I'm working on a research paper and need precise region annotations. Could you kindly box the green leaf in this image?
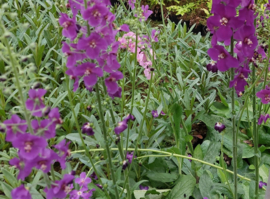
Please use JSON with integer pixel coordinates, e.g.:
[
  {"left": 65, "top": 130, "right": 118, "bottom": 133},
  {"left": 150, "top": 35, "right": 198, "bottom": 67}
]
[
  {"left": 259, "top": 164, "right": 269, "bottom": 183},
  {"left": 1, "top": 182, "right": 12, "bottom": 198},
  {"left": 192, "top": 144, "right": 203, "bottom": 170},
  {"left": 202, "top": 141, "right": 220, "bottom": 169},
  {"left": 199, "top": 171, "right": 213, "bottom": 198},
  {"left": 2, "top": 169, "right": 17, "bottom": 188},
  {"left": 146, "top": 172, "right": 178, "bottom": 183},
  {"left": 168, "top": 175, "right": 196, "bottom": 199},
  {"left": 211, "top": 183, "right": 233, "bottom": 198},
  {"left": 52, "top": 91, "right": 68, "bottom": 108}
]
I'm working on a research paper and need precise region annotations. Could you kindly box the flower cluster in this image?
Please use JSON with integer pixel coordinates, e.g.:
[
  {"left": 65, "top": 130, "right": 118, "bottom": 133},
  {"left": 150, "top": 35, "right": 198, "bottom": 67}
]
[
  {"left": 0, "top": 89, "right": 75, "bottom": 198},
  {"left": 258, "top": 114, "right": 270, "bottom": 125},
  {"left": 114, "top": 114, "right": 135, "bottom": 135},
  {"left": 207, "top": 0, "right": 266, "bottom": 96},
  {"left": 61, "top": 0, "right": 128, "bottom": 98},
  {"left": 151, "top": 110, "right": 165, "bottom": 118}
]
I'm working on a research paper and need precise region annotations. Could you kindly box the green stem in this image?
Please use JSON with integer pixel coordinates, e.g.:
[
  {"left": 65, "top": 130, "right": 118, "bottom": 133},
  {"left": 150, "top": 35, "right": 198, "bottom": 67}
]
[
  {"left": 71, "top": 147, "right": 266, "bottom": 190},
  {"left": 3, "top": 38, "right": 34, "bottom": 135},
  {"left": 65, "top": 74, "right": 110, "bottom": 198},
  {"left": 95, "top": 83, "right": 119, "bottom": 199},
  {"left": 230, "top": 37, "right": 237, "bottom": 199},
  {"left": 50, "top": 165, "right": 55, "bottom": 181}
]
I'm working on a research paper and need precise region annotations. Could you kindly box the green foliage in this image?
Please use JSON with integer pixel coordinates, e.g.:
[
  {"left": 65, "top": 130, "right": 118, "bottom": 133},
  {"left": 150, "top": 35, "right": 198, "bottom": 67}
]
[{"left": 167, "top": 3, "right": 195, "bottom": 16}]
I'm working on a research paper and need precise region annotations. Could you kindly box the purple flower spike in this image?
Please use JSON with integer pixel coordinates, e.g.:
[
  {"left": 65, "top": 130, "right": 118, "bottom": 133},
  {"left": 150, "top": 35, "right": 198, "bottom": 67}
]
[
  {"left": 214, "top": 122, "right": 226, "bottom": 133},
  {"left": 139, "top": 185, "right": 149, "bottom": 190},
  {"left": 11, "top": 185, "right": 32, "bottom": 199},
  {"left": 77, "top": 33, "right": 108, "bottom": 59},
  {"left": 114, "top": 120, "right": 128, "bottom": 135},
  {"left": 105, "top": 71, "right": 124, "bottom": 94},
  {"left": 82, "top": 4, "right": 109, "bottom": 27},
  {"left": 12, "top": 133, "right": 47, "bottom": 160},
  {"left": 256, "top": 86, "right": 270, "bottom": 104},
  {"left": 258, "top": 114, "right": 270, "bottom": 125},
  {"left": 126, "top": 152, "right": 134, "bottom": 164},
  {"left": 75, "top": 172, "right": 92, "bottom": 188},
  {"left": 208, "top": 45, "right": 239, "bottom": 72},
  {"left": 75, "top": 63, "right": 103, "bottom": 88},
  {"left": 3, "top": 114, "right": 27, "bottom": 142},
  {"left": 9, "top": 157, "right": 32, "bottom": 180},
  {"left": 26, "top": 89, "right": 47, "bottom": 117},
  {"left": 59, "top": 13, "right": 77, "bottom": 40},
  {"left": 54, "top": 140, "right": 71, "bottom": 169},
  {"left": 81, "top": 122, "right": 95, "bottom": 136},
  {"left": 259, "top": 181, "right": 267, "bottom": 189},
  {"left": 31, "top": 119, "right": 56, "bottom": 139},
  {"left": 44, "top": 174, "right": 74, "bottom": 199}
]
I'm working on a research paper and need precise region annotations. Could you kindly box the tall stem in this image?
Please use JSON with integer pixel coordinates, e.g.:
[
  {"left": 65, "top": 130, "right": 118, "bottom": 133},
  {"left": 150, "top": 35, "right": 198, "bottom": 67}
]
[
  {"left": 65, "top": 75, "right": 110, "bottom": 198},
  {"left": 230, "top": 37, "right": 237, "bottom": 199},
  {"left": 95, "top": 83, "right": 119, "bottom": 199}
]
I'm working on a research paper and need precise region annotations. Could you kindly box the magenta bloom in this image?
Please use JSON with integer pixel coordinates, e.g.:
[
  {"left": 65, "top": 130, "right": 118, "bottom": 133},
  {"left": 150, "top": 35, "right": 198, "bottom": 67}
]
[
  {"left": 26, "top": 89, "right": 47, "bottom": 117},
  {"left": 152, "top": 110, "right": 159, "bottom": 118},
  {"left": 256, "top": 86, "right": 270, "bottom": 104},
  {"left": 229, "top": 66, "right": 250, "bottom": 92},
  {"left": 34, "top": 149, "right": 58, "bottom": 173},
  {"left": 128, "top": 0, "right": 136, "bottom": 9},
  {"left": 75, "top": 63, "right": 103, "bottom": 88},
  {"left": 105, "top": 71, "right": 123, "bottom": 94},
  {"left": 3, "top": 114, "right": 27, "bottom": 142},
  {"left": 206, "top": 61, "right": 218, "bottom": 73},
  {"left": 123, "top": 114, "right": 135, "bottom": 123},
  {"left": 139, "top": 185, "right": 149, "bottom": 190},
  {"left": 48, "top": 108, "right": 63, "bottom": 124},
  {"left": 54, "top": 139, "right": 71, "bottom": 169},
  {"left": 208, "top": 45, "right": 239, "bottom": 72},
  {"left": 122, "top": 160, "right": 129, "bottom": 170},
  {"left": 234, "top": 25, "right": 258, "bottom": 58},
  {"left": 119, "top": 24, "right": 130, "bottom": 32},
  {"left": 66, "top": 67, "right": 80, "bottom": 92},
  {"left": 214, "top": 122, "right": 226, "bottom": 132},
  {"left": 258, "top": 114, "right": 270, "bottom": 125},
  {"left": 70, "top": 187, "right": 95, "bottom": 199},
  {"left": 31, "top": 119, "right": 56, "bottom": 139},
  {"left": 12, "top": 133, "right": 47, "bottom": 160},
  {"left": 44, "top": 174, "right": 74, "bottom": 199},
  {"left": 141, "top": 5, "right": 153, "bottom": 21},
  {"left": 151, "top": 29, "right": 159, "bottom": 42},
  {"left": 11, "top": 185, "right": 32, "bottom": 199},
  {"left": 69, "top": 0, "right": 83, "bottom": 15},
  {"left": 75, "top": 172, "right": 91, "bottom": 188},
  {"left": 9, "top": 157, "right": 32, "bottom": 180},
  {"left": 114, "top": 120, "right": 128, "bottom": 135},
  {"left": 259, "top": 181, "right": 267, "bottom": 189},
  {"left": 62, "top": 42, "right": 85, "bottom": 68},
  {"left": 82, "top": 4, "right": 109, "bottom": 27},
  {"left": 59, "top": 13, "right": 77, "bottom": 40},
  {"left": 126, "top": 152, "right": 134, "bottom": 164},
  {"left": 81, "top": 122, "right": 95, "bottom": 136},
  {"left": 77, "top": 33, "right": 107, "bottom": 59},
  {"left": 108, "top": 87, "right": 122, "bottom": 99}
]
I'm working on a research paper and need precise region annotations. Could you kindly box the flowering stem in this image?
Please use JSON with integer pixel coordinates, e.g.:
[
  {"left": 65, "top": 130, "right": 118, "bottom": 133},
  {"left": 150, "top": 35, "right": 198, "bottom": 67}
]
[
  {"left": 230, "top": 37, "right": 237, "bottom": 199},
  {"left": 2, "top": 38, "right": 34, "bottom": 135},
  {"left": 71, "top": 147, "right": 266, "bottom": 190},
  {"left": 118, "top": 0, "right": 128, "bottom": 13},
  {"left": 95, "top": 83, "right": 119, "bottom": 199},
  {"left": 64, "top": 74, "right": 110, "bottom": 198}
]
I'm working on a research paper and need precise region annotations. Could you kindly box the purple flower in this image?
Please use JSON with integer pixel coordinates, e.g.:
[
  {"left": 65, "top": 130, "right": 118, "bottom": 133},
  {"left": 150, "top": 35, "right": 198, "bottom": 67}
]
[
  {"left": 152, "top": 110, "right": 159, "bottom": 118},
  {"left": 44, "top": 174, "right": 74, "bottom": 199},
  {"left": 68, "top": 0, "right": 83, "bottom": 15},
  {"left": 31, "top": 119, "right": 56, "bottom": 139},
  {"left": 82, "top": 4, "right": 109, "bottom": 27},
  {"left": 206, "top": 61, "right": 218, "bottom": 73},
  {"left": 105, "top": 71, "right": 123, "bottom": 94},
  {"left": 62, "top": 42, "right": 85, "bottom": 68},
  {"left": 256, "top": 86, "right": 270, "bottom": 104},
  {"left": 70, "top": 187, "right": 95, "bottom": 199},
  {"left": 119, "top": 24, "right": 130, "bottom": 32},
  {"left": 74, "top": 63, "right": 103, "bottom": 88},
  {"left": 141, "top": 5, "right": 153, "bottom": 21},
  {"left": 75, "top": 172, "right": 91, "bottom": 188},
  {"left": 9, "top": 157, "right": 32, "bottom": 180},
  {"left": 259, "top": 181, "right": 267, "bottom": 189},
  {"left": 90, "top": 172, "right": 98, "bottom": 180},
  {"left": 11, "top": 185, "right": 32, "bottom": 199},
  {"left": 33, "top": 149, "right": 58, "bottom": 173},
  {"left": 59, "top": 13, "right": 77, "bottom": 40},
  {"left": 26, "top": 89, "right": 47, "bottom": 117},
  {"left": 96, "top": 184, "right": 103, "bottom": 189},
  {"left": 258, "top": 114, "right": 270, "bottom": 125},
  {"left": 123, "top": 114, "right": 136, "bottom": 123},
  {"left": 54, "top": 140, "right": 71, "bottom": 169},
  {"left": 188, "top": 154, "right": 192, "bottom": 162},
  {"left": 234, "top": 25, "right": 258, "bottom": 58},
  {"left": 214, "top": 122, "right": 226, "bottom": 132},
  {"left": 108, "top": 87, "right": 122, "bottom": 99},
  {"left": 229, "top": 67, "right": 250, "bottom": 92},
  {"left": 114, "top": 120, "right": 128, "bottom": 135},
  {"left": 3, "top": 114, "right": 27, "bottom": 142},
  {"left": 12, "top": 133, "right": 47, "bottom": 160},
  {"left": 139, "top": 185, "right": 149, "bottom": 190},
  {"left": 128, "top": 0, "right": 136, "bottom": 9},
  {"left": 81, "top": 122, "right": 95, "bottom": 136},
  {"left": 66, "top": 67, "right": 80, "bottom": 92},
  {"left": 126, "top": 152, "right": 134, "bottom": 164},
  {"left": 48, "top": 108, "right": 63, "bottom": 124},
  {"left": 77, "top": 33, "right": 108, "bottom": 59},
  {"left": 122, "top": 160, "right": 128, "bottom": 170},
  {"left": 151, "top": 29, "right": 159, "bottom": 42},
  {"left": 208, "top": 45, "right": 239, "bottom": 72}
]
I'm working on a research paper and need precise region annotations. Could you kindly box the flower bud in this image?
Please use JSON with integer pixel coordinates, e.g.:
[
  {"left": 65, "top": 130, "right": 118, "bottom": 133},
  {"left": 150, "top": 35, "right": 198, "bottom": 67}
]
[
  {"left": 87, "top": 105, "right": 92, "bottom": 111},
  {"left": 214, "top": 122, "right": 226, "bottom": 133}
]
